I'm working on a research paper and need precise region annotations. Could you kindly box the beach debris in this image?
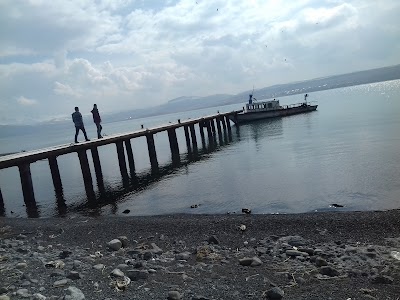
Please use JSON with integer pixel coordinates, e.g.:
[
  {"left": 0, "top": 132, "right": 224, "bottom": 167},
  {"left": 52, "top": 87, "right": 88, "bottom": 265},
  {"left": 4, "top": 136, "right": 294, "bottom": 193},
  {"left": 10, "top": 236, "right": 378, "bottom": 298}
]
[
  {"left": 390, "top": 250, "right": 400, "bottom": 260},
  {"left": 122, "top": 209, "right": 130, "bottom": 214},
  {"left": 330, "top": 203, "right": 344, "bottom": 208},
  {"left": 242, "top": 208, "right": 251, "bottom": 214},
  {"left": 238, "top": 224, "right": 247, "bottom": 231},
  {"left": 45, "top": 260, "right": 65, "bottom": 269},
  {"left": 114, "top": 276, "right": 131, "bottom": 291},
  {"left": 190, "top": 204, "right": 200, "bottom": 208},
  {"left": 90, "top": 251, "right": 103, "bottom": 258}
]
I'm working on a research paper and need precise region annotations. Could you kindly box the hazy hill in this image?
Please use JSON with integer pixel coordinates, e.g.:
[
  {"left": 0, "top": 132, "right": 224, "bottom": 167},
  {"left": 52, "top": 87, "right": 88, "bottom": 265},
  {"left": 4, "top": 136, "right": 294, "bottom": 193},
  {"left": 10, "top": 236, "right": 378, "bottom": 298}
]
[{"left": 106, "top": 64, "right": 400, "bottom": 122}]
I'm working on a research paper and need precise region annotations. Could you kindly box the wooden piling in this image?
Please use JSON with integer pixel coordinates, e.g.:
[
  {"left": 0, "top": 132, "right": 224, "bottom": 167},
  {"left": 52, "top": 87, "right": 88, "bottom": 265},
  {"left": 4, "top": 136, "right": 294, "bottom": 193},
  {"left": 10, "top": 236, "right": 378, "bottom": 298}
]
[
  {"left": 183, "top": 125, "right": 192, "bottom": 153},
  {"left": 199, "top": 121, "right": 206, "bottom": 148},
  {"left": 116, "top": 141, "right": 129, "bottom": 180},
  {"left": 146, "top": 133, "right": 159, "bottom": 169},
  {"left": 216, "top": 116, "right": 223, "bottom": 144},
  {"left": 18, "top": 163, "right": 36, "bottom": 205},
  {"left": 210, "top": 119, "right": 217, "bottom": 144},
  {"left": 206, "top": 120, "right": 213, "bottom": 145},
  {"left": 167, "top": 128, "right": 180, "bottom": 163},
  {"left": 77, "top": 150, "right": 96, "bottom": 200},
  {"left": 221, "top": 116, "right": 228, "bottom": 142},
  {"left": 90, "top": 147, "right": 105, "bottom": 192},
  {"left": 0, "top": 187, "right": 4, "bottom": 216},
  {"left": 124, "top": 139, "right": 136, "bottom": 174},
  {"left": 48, "top": 156, "right": 63, "bottom": 194},
  {"left": 189, "top": 123, "right": 198, "bottom": 151},
  {"left": 226, "top": 115, "right": 233, "bottom": 140}
]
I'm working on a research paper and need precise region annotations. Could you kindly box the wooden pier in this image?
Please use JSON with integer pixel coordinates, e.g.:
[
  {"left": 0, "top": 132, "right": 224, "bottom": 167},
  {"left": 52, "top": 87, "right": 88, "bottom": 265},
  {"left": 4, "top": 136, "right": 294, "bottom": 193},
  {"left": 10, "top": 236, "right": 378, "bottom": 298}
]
[{"left": 0, "top": 111, "right": 240, "bottom": 215}]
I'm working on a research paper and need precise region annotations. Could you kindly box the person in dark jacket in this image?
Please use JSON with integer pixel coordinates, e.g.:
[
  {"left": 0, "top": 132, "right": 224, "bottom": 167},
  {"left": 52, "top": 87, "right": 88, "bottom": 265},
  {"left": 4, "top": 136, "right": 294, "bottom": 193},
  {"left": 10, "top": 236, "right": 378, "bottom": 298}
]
[
  {"left": 72, "top": 107, "right": 90, "bottom": 143},
  {"left": 91, "top": 104, "right": 103, "bottom": 139}
]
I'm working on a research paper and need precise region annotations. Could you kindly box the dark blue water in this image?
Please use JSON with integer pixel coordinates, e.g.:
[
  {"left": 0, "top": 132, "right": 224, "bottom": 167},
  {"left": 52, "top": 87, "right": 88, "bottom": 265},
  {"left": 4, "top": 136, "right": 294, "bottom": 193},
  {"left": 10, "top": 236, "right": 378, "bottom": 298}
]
[{"left": 1, "top": 80, "right": 400, "bottom": 217}]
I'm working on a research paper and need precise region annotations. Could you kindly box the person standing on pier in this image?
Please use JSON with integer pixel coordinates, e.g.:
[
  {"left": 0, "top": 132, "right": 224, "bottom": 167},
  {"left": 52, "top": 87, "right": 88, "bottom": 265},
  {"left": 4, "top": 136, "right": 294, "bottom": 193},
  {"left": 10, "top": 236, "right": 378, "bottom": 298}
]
[
  {"left": 72, "top": 107, "right": 90, "bottom": 143},
  {"left": 91, "top": 104, "right": 103, "bottom": 139}
]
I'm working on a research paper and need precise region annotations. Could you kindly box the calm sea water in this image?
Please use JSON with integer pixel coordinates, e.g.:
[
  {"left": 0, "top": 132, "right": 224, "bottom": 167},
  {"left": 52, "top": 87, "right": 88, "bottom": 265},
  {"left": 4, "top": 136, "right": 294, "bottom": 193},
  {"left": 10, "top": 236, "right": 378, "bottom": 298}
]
[{"left": 1, "top": 80, "right": 400, "bottom": 218}]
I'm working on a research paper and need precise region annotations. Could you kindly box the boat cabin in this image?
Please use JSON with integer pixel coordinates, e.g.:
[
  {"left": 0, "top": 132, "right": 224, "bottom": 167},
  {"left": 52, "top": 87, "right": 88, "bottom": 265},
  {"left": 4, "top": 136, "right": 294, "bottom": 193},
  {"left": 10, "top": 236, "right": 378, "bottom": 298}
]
[{"left": 245, "top": 95, "right": 281, "bottom": 112}]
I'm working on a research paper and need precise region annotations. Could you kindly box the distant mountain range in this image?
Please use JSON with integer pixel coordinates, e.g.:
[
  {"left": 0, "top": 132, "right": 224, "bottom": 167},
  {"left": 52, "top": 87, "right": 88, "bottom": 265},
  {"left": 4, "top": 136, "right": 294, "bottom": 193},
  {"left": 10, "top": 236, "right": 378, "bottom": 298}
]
[{"left": 106, "top": 64, "right": 400, "bottom": 122}]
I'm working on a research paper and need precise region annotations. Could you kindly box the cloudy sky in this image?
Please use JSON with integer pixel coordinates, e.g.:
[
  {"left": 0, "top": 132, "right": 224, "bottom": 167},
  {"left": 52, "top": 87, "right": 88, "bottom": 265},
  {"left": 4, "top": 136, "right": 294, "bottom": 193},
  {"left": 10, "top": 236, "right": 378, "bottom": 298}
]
[{"left": 0, "top": 0, "right": 399, "bottom": 124}]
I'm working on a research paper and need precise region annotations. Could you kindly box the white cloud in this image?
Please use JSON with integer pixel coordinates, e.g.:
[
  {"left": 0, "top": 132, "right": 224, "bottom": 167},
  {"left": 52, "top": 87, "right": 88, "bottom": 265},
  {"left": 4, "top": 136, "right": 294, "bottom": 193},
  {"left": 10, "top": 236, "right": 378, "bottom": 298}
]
[
  {"left": 0, "top": 0, "right": 399, "bottom": 124},
  {"left": 17, "top": 96, "right": 37, "bottom": 106}
]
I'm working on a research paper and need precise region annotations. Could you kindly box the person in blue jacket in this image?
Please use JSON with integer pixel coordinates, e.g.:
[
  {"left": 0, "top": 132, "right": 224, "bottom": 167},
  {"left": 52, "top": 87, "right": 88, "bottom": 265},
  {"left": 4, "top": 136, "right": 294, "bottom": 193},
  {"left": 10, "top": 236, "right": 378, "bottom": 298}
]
[{"left": 72, "top": 107, "right": 90, "bottom": 143}]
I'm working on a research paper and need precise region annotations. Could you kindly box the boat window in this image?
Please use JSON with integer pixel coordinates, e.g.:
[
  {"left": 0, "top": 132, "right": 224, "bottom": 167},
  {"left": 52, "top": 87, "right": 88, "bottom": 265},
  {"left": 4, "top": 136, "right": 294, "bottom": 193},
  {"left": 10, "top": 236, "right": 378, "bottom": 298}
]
[{"left": 268, "top": 103, "right": 272, "bottom": 108}]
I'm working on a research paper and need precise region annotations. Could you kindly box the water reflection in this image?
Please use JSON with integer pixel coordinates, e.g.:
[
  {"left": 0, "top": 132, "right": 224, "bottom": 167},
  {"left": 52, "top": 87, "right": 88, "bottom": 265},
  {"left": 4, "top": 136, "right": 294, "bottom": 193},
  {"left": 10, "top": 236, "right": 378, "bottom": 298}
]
[{"left": 55, "top": 125, "right": 238, "bottom": 217}]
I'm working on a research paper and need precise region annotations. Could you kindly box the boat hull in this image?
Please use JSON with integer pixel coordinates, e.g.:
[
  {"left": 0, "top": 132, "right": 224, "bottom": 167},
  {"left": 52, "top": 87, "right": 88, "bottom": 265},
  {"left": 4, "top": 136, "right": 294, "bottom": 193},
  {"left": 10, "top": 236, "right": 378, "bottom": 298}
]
[{"left": 229, "top": 105, "right": 318, "bottom": 124}]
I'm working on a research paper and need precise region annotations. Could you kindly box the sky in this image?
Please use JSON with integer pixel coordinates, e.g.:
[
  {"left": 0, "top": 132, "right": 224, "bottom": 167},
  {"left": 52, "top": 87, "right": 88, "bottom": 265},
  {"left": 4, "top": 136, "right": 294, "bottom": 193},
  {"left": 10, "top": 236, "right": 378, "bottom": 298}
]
[{"left": 0, "top": 0, "right": 399, "bottom": 125}]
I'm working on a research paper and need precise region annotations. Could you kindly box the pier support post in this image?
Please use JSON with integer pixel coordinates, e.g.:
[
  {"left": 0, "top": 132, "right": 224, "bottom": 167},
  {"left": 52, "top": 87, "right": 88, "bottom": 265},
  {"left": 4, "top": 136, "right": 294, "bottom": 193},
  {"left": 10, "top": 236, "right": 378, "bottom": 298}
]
[
  {"left": 18, "top": 163, "right": 36, "bottom": 206},
  {"left": 206, "top": 120, "right": 213, "bottom": 147},
  {"left": 189, "top": 124, "right": 198, "bottom": 152},
  {"left": 221, "top": 116, "right": 228, "bottom": 141},
  {"left": 90, "top": 147, "right": 104, "bottom": 192},
  {"left": 0, "top": 187, "right": 4, "bottom": 216},
  {"left": 199, "top": 121, "right": 206, "bottom": 149},
  {"left": 216, "top": 116, "right": 223, "bottom": 145},
  {"left": 167, "top": 128, "right": 180, "bottom": 164},
  {"left": 183, "top": 125, "right": 192, "bottom": 153},
  {"left": 48, "top": 156, "right": 63, "bottom": 195},
  {"left": 210, "top": 119, "right": 217, "bottom": 144},
  {"left": 226, "top": 115, "right": 233, "bottom": 140},
  {"left": 124, "top": 139, "right": 136, "bottom": 174},
  {"left": 77, "top": 150, "right": 96, "bottom": 201},
  {"left": 146, "top": 133, "right": 159, "bottom": 169},
  {"left": 116, "top": 141, "right": 129, "bottom": 181}
]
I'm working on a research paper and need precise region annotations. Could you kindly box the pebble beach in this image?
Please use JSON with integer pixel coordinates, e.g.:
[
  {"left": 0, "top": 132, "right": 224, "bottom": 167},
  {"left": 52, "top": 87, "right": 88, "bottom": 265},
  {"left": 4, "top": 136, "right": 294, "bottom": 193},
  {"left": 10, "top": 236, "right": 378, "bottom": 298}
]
[{"left": 1, "top": 210, "right": 400, "bottom": 299}]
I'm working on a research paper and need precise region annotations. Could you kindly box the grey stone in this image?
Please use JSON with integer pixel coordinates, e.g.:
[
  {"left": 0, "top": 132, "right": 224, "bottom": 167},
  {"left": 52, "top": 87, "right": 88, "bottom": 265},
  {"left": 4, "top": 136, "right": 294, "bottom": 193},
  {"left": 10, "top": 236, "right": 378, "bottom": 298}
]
[
  {"left": 0, "top": 296, "right": 10, "bottom": 300},
  {"left": 208, "top": 235, "right": 219, "bottom": 245},
  {"left": 0, "top": 286, "right": 8, "bottom": 294},
  {"left": 286, "top": 250, "right": 305, "bottom": 257},
  {"left": 315, "top": 257, "right": 328, "bottom": 267},
  {"left": 107, "top": 239, "right": 122, "bottom": 251},
  {"left": 33, "top": 293, "right": 47, "bottom": 300},
  {"left": 250, "top": 256, "right": 263, "bottom": 267},
  {"left": 110, "top": 268, "right": 125, "bottom": 278},
  {"left": 64, "top": 286, "right": 85, "bottom": 300},
  {"left": 66, "top": 271, "right": 82, "bottom": 280},
  {"left": 371, "top": 275, "right": 394, "bottom": 284},
  {"left": 176, "top": 251, "right": 191, "bottom": 260},
  {"left": 150, "top": 243, "right": 163, "bottom": 254},
  {"left": 167, "top": 291, "right": 182, "bottom": 300},
  {"left": 265, "top": 287, "right": 284, "bottom": 299},
  {"left": 16, "top": 262, "right": 28, "bottom": 269},
  {"left": 16, "top": 288, "right": 30, "bottom": 298},
  {"left": 93, "top": 264, "right": 104, "bottom": 270},
  {"left": 320, "top": 266, "right": 339, "bottom": 277},
  {"left": 239, "top": 257, "right": 253, "bottom": 266},
  {"left": 50, "top": 270, "right": 66, "bottom": 277},
  {"left": 126, "top": 269, "right": 149, "bottom": 281},
  {"left": 192, "top": 296, "right": 210, "bottom": 300},
  {"left": 117, "top": 236, "right": 129, "bottom": 248},
  {"left": 53, "top": 279, "right": 70, "bottom": 287},
  {"left": 143, "top": 251, "right": 153, "bottom": 260}
]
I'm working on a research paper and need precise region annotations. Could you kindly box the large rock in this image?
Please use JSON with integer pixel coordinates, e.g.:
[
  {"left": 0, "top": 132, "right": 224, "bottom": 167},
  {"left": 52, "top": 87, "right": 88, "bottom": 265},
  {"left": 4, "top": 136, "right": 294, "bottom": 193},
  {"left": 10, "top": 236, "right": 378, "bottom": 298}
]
[
  {"left": 107, "top": 239, "right": 122, "bottom": 251},
  {"left": 265, "top": 287, "right": 284, "bottom": 299},
  {"left": 64, "top": 286, "right": 85, "bottom": 300}
]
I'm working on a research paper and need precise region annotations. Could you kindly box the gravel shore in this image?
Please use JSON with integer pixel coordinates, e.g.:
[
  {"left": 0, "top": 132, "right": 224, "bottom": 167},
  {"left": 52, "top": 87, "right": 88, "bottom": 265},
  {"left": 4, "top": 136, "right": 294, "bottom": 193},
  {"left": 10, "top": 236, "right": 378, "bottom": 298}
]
[{"left": 1, "top": 210, "right": 400, "bottom": 299}]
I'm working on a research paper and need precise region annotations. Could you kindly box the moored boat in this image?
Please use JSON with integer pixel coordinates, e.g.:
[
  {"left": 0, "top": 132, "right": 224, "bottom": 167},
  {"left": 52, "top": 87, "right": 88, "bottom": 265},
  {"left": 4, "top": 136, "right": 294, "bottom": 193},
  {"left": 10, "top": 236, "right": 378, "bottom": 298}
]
[{"left": 230, "top": 93, "right": 317, "bottom": 124}]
